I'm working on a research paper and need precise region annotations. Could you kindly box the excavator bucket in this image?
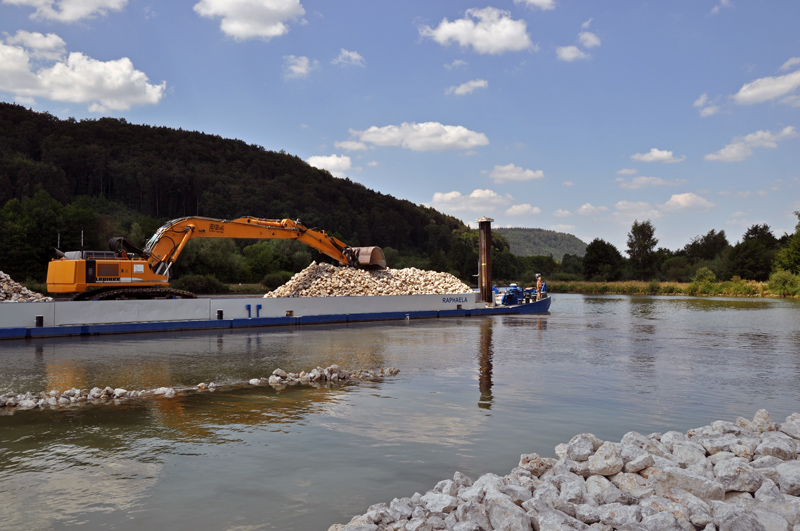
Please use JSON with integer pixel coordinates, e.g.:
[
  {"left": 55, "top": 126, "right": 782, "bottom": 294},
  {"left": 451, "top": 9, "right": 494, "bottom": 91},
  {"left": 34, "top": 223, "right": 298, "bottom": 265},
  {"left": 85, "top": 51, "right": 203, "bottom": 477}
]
[{"left": 351, "top": 246, "right": 387, "bottom": 269}]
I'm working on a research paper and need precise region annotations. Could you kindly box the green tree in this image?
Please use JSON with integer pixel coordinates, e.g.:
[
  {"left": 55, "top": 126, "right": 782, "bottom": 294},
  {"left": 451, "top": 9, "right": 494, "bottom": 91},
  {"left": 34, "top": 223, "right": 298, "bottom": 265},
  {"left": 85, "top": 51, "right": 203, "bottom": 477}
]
[
  {"left": 683, "top": 229, "right": 729, "bottom": 262},
  {"left": 768, "top": 270, "right": 798, "bottom": 298},
  {"left": 774, "top": 211, "right": 800, "bottom": 274},
  {"left": 693, "top": 266, "right": 716, "bottom": 284},
  {"left": 662, "top": 256, "right": 692, "bottom": 282},
  {"left": 583, "top": 238, "right": 624, "bottom": 281},
  {"left": 626, "top": 220, "right": 658, "bottom": 280},
  {"left": 726, "top": 224, "right": 779, "bottom": 281},
  {"left": 558, "top": 253, "right": 583, "bottom": 280}
]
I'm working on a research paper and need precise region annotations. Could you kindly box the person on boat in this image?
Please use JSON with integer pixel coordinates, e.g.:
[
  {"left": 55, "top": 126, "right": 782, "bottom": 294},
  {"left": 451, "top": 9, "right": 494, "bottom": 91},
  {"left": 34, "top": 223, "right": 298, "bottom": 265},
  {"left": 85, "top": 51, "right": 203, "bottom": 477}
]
[{"left": 536, "top": 274, "right": 542, "bottom": 300}]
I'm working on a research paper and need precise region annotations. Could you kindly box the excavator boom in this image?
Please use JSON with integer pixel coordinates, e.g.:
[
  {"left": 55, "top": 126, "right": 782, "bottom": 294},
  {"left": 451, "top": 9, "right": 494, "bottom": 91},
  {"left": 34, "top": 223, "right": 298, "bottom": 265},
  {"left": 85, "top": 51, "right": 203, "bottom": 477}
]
[{"left": 46, "top": 216, "right": 386, "bottom": 298}]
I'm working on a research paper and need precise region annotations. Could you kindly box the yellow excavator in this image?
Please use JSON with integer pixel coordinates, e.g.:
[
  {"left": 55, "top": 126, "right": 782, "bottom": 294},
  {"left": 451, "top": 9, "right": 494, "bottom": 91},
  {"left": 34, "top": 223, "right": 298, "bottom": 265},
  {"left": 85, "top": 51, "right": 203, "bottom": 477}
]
[{"left": 46, "top": 216, "right": 386, "bottom": 300}]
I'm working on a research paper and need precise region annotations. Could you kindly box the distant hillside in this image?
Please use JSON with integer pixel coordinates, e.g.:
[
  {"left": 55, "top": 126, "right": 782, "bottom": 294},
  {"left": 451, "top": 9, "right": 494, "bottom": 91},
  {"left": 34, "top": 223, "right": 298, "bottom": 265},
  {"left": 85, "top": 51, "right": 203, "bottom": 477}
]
[
  {"left": 0, "top": 103, "right": 465, "bottom": 251},
  {"left": 494, "top": 228, "right": 587, "bottom": 260}
]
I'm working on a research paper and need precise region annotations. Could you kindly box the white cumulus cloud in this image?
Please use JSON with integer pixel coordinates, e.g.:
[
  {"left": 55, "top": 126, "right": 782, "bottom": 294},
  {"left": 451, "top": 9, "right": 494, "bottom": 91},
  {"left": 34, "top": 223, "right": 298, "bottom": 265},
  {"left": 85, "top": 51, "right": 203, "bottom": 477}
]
[
  {"left": 660, "top": 193, "right": 715, "bottom": 212},
  {"left": 705, "top": 126, "right": 797, "bottom": 162},
  {"left": 444, "top": 59, "right": 468, "bottom": 70},
  {"left": 577, "top": 203, "right": 609, "bottom": 216},
  {"left": 194, "top": 0, "right": 305, "bottom": 41},
  {"left": 710, "top": 0, "right": 733, "bottom": 15},
  {"left": 732, "top": 69, "right": 800, "bottom": 105},
  {"left": 781, "top": 57, "right": 800, "bottom": 71},
  {"left": 693, "top": 93, "right": 720, "bottom": 117},
  {"left": 616, "top": 168, "right": 637, "bottom": 175},
  {"left": 513, "top": 0, "right": 555, "bottom": 10},
  {"left": 578, "top": 31, "right": 600, "bottom": 48},
  {"left": 283, "top": 55, "right": 317, "bottom": 78},
  {"left": 331, "top": 49, "right": 365, "bottom": 67},
  {"left": 349, "top": 122, "right": 489, "bottom": 151},
  {"left": 334, "top": 140, "right": 368, "bottom": 151},
  {"left": 5, "top": 0, "right": 127, "bottom": 22},
  {"left": 631, "top": 148, "right": 685, "bottom": 163},
  {"left": 506, "top": 204, "right": 541, "bottom": 216},
  {"left": 419, "top": 7, "right": 533, "bottom": 55},
  {"left": 613, "top": 201, "right": 662, "bottom": 220},
  {"left": 446, "top": 79, "right": 488, "bottom": 95},
  {"left": 306, "top": 154, "right": 351, "bottom": 178},
  {"left": 488, "top": 163, "right": 544, "bottom": 183},
  {"left": 5, "top": 30, "right": 65, "bottom": 60},
  {"left": 0, "top": 35, "right": 164, "bottom": 112},
  {"left": 556, "top": 45, "right": 588, "bottom": 62},
  {"left": 554, "top": 209, "right": 571, "bottom": 217},
  {"left": 430, "top": 189, "right": 512, "bottom": 213},
  {"left": 616, "top": 176, "right": 685, "bottom": 189}
]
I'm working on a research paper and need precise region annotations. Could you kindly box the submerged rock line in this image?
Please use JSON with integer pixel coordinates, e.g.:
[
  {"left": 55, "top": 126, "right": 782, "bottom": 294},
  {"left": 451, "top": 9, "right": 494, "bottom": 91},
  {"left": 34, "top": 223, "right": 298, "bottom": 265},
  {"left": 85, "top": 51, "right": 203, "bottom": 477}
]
[{"left": 0, "top": 365, "right": 399, "bottom": 414}]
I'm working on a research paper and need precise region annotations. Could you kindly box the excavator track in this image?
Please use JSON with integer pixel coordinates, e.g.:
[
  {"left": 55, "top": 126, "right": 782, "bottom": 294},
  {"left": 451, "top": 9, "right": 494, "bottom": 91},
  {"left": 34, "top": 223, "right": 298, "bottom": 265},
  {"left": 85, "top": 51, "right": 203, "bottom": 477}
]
[{"left": 72, "top": 287, "right": 197, "bottom": 301}]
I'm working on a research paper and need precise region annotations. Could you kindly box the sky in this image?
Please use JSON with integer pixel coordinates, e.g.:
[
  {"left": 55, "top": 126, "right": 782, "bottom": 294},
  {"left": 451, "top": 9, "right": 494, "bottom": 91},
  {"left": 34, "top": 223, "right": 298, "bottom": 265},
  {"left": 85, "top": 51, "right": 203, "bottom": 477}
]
[{"left": 1, "top": 0, "right": 799, "bottom": 252}]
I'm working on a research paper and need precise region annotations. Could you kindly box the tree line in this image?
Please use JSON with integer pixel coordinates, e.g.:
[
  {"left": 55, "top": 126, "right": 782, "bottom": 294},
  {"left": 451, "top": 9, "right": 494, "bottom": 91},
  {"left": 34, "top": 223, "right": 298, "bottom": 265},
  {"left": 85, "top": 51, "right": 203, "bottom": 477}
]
[
  {"left": 573, "top": 217, "right": 800, "bottom": 287},
  {"left": 2, "top": 103, "right": 799, "bottom": 293}
]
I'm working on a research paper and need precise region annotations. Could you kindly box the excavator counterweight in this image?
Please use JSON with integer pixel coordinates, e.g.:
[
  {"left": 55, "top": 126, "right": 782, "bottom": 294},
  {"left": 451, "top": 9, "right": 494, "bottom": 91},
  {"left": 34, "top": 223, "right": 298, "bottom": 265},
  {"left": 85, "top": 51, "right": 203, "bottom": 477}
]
[{"left": 46, "top": 216, "right": 386, "bottom": 299}]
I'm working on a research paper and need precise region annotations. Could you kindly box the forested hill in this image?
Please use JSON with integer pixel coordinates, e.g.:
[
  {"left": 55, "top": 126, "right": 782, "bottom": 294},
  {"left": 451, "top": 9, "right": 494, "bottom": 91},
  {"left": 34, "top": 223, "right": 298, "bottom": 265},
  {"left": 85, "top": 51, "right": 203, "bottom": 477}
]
[
  {"left": 0, "top": 102, "right": 465, "bottom": 253},
  {"left": 494, "top": 228, "right": 587, "bottom": 260}
]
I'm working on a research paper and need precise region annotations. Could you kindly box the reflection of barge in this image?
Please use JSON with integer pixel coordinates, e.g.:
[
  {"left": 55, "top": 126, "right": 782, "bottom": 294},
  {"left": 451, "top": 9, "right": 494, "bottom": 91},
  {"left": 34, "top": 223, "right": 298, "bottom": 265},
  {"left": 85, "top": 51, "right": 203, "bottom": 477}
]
[{"left": 0, "top": 293, "right": 551, "bottom": 340}]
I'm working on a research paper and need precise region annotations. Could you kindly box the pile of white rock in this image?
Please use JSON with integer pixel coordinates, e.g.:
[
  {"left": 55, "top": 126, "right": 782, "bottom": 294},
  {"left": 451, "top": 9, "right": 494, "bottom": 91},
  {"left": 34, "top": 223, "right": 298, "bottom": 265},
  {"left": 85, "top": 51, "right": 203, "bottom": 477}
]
[
  {"left": 0, "top": 271, "right": 52, "bottom": 302},
  {"left": 0, "top": 365, "right": 399, "bottom": 414},
  {"left": 265, "top": 262, "right": 472, "bottom": 298},
  {"left": 329, "top": 409, "right": 800, "bottom": 531}
]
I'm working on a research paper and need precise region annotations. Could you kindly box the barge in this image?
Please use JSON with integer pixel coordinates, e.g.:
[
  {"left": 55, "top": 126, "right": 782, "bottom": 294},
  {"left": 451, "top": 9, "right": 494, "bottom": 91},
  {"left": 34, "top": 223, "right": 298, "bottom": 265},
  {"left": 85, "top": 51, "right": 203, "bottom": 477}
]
[{"left": 0, "top": 293, "right": 551, "bottom": 340}]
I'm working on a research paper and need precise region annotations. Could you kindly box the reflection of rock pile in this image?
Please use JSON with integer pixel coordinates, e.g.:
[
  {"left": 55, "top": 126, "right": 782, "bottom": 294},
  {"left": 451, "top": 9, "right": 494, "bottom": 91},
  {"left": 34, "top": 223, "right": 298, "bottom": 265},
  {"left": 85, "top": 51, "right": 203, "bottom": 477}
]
[
  {"left": 330, "top": 409, "right": 800, "bottom": 531},
  {"left": 0, "top": 365, "right": 399, "bottom": 414},
  {"left": 0, "top": 271, "right": 52, "bottom": 302},
  {"left": 265, "top": 262, "right": 472, "bottom": 298}
]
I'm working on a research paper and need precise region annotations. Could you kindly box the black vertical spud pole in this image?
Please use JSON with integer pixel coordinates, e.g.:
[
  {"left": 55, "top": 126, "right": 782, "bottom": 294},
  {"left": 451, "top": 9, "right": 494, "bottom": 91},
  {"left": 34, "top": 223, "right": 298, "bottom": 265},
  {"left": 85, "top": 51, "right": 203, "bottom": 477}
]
[{"left": 477, "top": 216, "right": 493, "bottom": 304}]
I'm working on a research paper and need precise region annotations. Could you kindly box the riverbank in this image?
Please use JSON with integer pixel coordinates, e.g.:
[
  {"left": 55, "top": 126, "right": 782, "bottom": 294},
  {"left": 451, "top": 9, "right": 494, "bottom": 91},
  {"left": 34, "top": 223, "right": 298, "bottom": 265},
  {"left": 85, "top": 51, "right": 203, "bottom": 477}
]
[
  {"left": 330, "top": 409, "right": 800, "bottom": 531},
  {"left": 548, "top": 279, "right": 799, "bottom": 298}
]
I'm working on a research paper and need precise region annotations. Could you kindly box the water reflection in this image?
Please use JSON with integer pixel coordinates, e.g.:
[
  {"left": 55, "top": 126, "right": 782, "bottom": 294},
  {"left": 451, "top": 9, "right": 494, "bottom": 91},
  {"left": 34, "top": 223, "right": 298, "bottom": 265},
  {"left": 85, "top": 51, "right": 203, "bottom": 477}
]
[
  {"left": 1, "top": 296, "right": 799, "bottom": 531},
  {"left": 478, "top": 319, "right": 493, "bottom": 410}
]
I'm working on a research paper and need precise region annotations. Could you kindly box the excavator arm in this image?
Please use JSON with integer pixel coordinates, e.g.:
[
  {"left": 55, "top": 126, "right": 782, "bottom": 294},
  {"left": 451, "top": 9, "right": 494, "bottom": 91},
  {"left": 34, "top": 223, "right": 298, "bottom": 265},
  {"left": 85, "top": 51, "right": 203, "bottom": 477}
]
[{"left": 144, "top": 216, "right": 385, "bottom": 276}]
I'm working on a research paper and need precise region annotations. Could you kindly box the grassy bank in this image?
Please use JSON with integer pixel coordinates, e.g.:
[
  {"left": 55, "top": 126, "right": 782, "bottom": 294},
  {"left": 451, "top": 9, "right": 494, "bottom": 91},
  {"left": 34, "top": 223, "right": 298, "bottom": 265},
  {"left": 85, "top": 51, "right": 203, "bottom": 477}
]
[{"left": 548, "top": 277, "right": 800, "bottom": 298}]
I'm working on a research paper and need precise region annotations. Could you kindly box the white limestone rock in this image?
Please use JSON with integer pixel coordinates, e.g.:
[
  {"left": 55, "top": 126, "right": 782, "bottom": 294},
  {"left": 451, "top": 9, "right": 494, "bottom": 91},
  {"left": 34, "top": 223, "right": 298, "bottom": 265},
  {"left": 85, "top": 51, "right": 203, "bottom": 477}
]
[
  {"left": 648, "top": 467, "right": 726, "bottom": 502},
  {"left": 775, "top": 461, "right": 800, "bottom": 496},
  {"left": 588, "top": 442, "right": 624, "bottom": 476},
  {"left": 625, "top": 454, "right": 655, "bottom": 473},
  {"left": 714, "top": 457, "right": 765, "bottom": 493},
  {"left": 484, "top": 487, "right": 532, "bottom": 531},
  {"left": 596, "top": 502, "right": 641, "bottom": 527}
]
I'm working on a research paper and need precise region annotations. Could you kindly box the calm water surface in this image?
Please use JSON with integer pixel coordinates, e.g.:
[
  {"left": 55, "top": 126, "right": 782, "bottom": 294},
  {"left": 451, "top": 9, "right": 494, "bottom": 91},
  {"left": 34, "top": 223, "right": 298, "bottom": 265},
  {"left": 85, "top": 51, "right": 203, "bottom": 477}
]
[{"left": 1, "top": 294, "right": 800, "bottom": 530}]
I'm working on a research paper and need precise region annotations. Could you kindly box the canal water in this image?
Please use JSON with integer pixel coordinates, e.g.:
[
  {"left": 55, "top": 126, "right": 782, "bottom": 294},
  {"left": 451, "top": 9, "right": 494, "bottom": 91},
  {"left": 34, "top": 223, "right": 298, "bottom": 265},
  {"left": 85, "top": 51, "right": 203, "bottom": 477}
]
[{"left": 1, "top": 294, "right": 799, "bottom": 530}]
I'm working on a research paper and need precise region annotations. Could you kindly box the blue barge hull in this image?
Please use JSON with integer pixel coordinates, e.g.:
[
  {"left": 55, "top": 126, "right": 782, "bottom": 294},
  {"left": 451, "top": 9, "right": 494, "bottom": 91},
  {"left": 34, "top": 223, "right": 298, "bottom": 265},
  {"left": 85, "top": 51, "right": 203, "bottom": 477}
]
[{"left": 0, "top": 294, "right": 551, "bottom": 340}]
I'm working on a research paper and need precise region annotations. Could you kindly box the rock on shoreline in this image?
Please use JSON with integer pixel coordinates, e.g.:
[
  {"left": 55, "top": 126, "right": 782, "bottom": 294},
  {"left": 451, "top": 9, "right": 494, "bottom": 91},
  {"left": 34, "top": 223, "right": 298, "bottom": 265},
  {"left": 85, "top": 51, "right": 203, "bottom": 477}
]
[{"left": 329, "top": 409, "right": 800, "bottom": 531}]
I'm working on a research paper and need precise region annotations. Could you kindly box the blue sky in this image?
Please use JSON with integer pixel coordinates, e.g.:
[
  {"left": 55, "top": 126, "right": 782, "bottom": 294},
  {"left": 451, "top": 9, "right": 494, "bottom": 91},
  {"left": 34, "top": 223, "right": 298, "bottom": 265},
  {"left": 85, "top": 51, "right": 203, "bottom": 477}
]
[{"left": 1, "top": 0, "right": 798, "bottom": 252}]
